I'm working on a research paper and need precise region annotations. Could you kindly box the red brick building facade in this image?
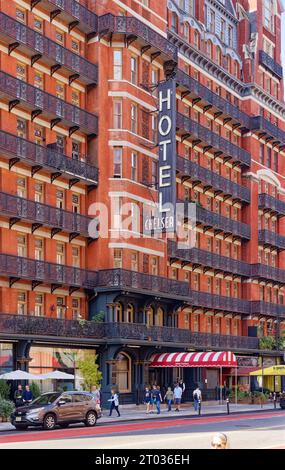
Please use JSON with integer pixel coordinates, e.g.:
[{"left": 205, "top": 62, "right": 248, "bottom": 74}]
[{"left": 0, "top": 0, "right": 284, "bottom": 402}]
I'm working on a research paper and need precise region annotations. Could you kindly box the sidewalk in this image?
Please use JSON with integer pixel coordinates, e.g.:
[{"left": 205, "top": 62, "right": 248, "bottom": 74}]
[{"left": 0, "top": 401, "right": 280, "bottom": 433}]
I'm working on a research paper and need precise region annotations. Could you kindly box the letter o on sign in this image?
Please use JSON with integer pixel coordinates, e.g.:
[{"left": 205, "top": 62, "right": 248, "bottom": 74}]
[{"left": 158, "top": 116, "right": 172, "bottom": 136}]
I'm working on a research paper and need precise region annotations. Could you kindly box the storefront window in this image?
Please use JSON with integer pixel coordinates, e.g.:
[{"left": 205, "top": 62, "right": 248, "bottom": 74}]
[
  {"left": 113, "top": 352, "right": 131, "bottom": 393},
  {"left": 0, "top": 343, "right": 13, "bottom": 374}
]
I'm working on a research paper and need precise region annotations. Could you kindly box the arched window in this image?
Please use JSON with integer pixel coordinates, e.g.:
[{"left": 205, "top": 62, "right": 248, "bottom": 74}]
[
  {"left": 183, "top": 23, "right": 190, "bottom": 41},
  {"left": 114, "top": 352, "right": 131, "bottom": 393},
  {"left": 171, "top": 13, "right": 178, "bottom": 33},
  {"left": 146, "top": 307, "right": 154, "bottom": 326},
  {"left": 126, "top": 304, "right": 134, "bottom": 323},
  {"left": 115, "top": 303, "right": 123, "bottom": 322},
  {"left": 206, "top": 40, "right": 212, "bottom": 58},
  {"left": 155, "top": 307, "right": 164, "bottom": 326},
  {"left": 194, "top": 30, "right": 199, "bottom": 49},
  {"left": 234, "top": 61, "right": 239, "bottom": 78},
  {"left": 216, "top": 47, "right": 222, "bottom": 65}
]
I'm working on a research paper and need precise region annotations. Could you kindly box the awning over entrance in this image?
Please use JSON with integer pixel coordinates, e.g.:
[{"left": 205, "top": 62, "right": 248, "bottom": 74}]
[
  {"left": 250, "top": 365, "right": 285, "bottom": 376},
  {"left": 149, "top": 351, "right": 237, "bottom": 368}
]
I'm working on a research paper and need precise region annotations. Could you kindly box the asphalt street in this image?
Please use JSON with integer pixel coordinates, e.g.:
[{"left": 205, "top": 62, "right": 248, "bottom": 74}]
[{"left": 0, "top": 410, "right": 284, "bottom": 449}]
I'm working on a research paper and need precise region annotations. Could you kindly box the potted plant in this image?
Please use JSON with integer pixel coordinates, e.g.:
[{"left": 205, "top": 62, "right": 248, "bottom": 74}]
[
  {"left": 259, "top": 336, "right": 276, "bottom": 350},
  {"left": 0, "top": 398, "right": 15, "bottom": 423}
]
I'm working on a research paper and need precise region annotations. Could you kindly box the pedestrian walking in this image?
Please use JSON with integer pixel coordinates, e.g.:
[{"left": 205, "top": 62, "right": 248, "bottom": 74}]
[
  {"left": 91, "top": 385, "right": 101, "bottom": 406},
  {"left": 151, "top": 385, "right": 162, "bottom": 414},
  {"left": 143, "top": 386, "right": 152, "bottom": 414},
  {"left": 173, "top": 384, "right": 183, "bottom": 411},
  {"left": 22, "top": 385, "right": 33, "bottom": 404},
  {"left": 14, "top": 384, "right": 23, "bottom": 407},
  {"left": 193, "top": 385, "right": 202, "bottom": 412},
  {"left": 108, "top": 389, "right": 120, "bottom": 417},
  {"left": 211, "top": 433, "right": 230, "bottom": 449},
  {"left": 164, "top": 387, "right": 174, "bottom": 411}
]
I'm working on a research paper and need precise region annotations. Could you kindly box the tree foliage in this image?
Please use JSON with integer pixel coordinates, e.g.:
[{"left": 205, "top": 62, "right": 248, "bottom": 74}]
[{"left": 77, "top": 353, "right": 102, "bottom": 392}]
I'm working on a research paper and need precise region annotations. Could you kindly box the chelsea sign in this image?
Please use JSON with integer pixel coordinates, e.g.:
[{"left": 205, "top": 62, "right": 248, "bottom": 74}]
[{"left": 144, "top": 79, "right": 176, "bottom": 234}]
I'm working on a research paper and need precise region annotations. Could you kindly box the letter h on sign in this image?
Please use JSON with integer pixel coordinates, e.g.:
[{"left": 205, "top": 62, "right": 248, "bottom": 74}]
[{"left": 158, "top": 79, "right": 176, "bottom": 233}]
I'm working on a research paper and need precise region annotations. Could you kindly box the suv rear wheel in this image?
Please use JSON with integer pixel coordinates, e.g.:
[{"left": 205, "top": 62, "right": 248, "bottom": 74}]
[
  {"left": 85, "top": 410, "right": 97, "bottom": 427},
  {"left": 43, "top": 413, "right": 57, "bottom": 430}
]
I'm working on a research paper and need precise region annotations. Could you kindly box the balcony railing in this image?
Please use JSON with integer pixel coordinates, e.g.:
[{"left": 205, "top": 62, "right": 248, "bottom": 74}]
[
  {"left": 251, "top": 301, "right": 285, "bottom": 318},
  {"left": 0, "top": 315, "right": 260, "bottom": 350},
  {"left": 180, "top": 201, "right": 251, "bottom": 239},
  {"left": 0, "top": 130, "right": 98, "bottom": 185},
  {"left": 0, "top": 192, "right": 90, "bottom": 236},
  {"left": 94, "top": 269, "right": 191, "bottom": 299},
  {"left": 0, "top": 13, "right": 98, "bottom": 85},
  {"left": 176, "top": 113, "right": 250, "bottom": 167},
  {"left": 259, "top": 50, "right": 283, "bottom": 80},
  {"left": 250, "top": 116, "right": 285, "bottom": 149},
  {"left": 251, "top": 264, "right": 285, "bottom": 284},
  {"left": 168, "top": 240, "right": 250, "bottom": 277},
  {"left": 0, "top": 71, "right": 98, "bottom": 136},
  {"left": 192, "top": 291, "right": 249, "bottom": 315},
  {"left": 177, "top": 155, "right": 250, "bottom": 203},
  {"left": 32, "top": 0, "right": 98, "bottom": 35},
  {"left": 176, "top": 69, "right": 251, "bottom": 130},
  {"left": 258, "top": 230, "right": 285, "bottom": 250},
  {"left": 98, "top": 14, "right": 178, "bottom": 64},
  {"left": 258, "top": 193, "right": 285, "bottom": 217},
  {"left": 0, "top": 254, "right": 97, "bottom": 288}
]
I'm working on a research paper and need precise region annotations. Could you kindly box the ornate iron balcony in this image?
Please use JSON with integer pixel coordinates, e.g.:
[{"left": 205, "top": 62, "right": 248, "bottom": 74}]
[
  {"left": 259, "top": 50, "right": 283, "bottom": 80},
  {"left": 251, "top": 301, "right": 285, "bottom": 318},
  {"left": 251, "top": 263, "right": 285, "bottom": 284},
  {"left": 176, "top": 69, "right": 251, "bottom": 130},
  {"left": 0, "top": 71, "right": 98, "bottom": 136},
  {"left": 177, "top": 155, "right": 250, "bottom": 203},
  {"left": 0, "top": 315, "right": 260, "bottom": 350},
  {"left": 179, "top": 200, "right": 251, "bottom": 239},
  {"left": 0, "top": 254, "right": 97, "bottom": 289},
  {"left": 250, "top": 116, "right": 285, "bottom": 150},
  {"left": 98, "top": 14, "right": 178, "bottom": 64},
  {"left": 192, "top": 291, "right": 249, "bottom": 315},
  {"left": 0, "top": 13, "right": 98, "bottom": 85},
  {"left": 168, "top": 240, "right": 250, "bottom": 277},
  {"left": 176, "top": 113, "right": 250, "bottom": 167},
  {"left": 0, "top": 130, "right": 98, "bottom": 185},
  {"left": 258, "top": 229, "right": 285, "bottom": 250},
  {"left": 258, "top": 193, "right": 285, "bottom": 217},
  {"left": 0, "top": 192, "right": 90, "bottom": 236},
  {"left": 30, "top": 0, "right": 98, "bottom": 35}
]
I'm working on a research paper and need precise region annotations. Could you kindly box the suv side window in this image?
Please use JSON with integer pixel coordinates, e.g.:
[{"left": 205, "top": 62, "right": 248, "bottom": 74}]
[
  {"left": 61, "top": 394, "right": 73, "bottom": 403},
  {"left": 73, "top": 394, "right": 89, "bottom": 402}
]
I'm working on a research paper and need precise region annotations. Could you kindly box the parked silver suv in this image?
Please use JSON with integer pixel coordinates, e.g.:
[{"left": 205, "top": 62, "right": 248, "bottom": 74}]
[{"left": 11, "top": 391, "right": 102, "bottom": 431}]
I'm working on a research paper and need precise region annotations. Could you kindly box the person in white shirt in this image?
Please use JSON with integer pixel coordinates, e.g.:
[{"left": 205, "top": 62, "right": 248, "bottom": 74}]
[
  {"left": 108, "top": 389, "right": 120, "bottom": 417},
  {"left": 173, "top": 384, "right": 183, "bottom": 411},
  {"left": 193, "top": 386, "right": 202, "bottom": 412}
]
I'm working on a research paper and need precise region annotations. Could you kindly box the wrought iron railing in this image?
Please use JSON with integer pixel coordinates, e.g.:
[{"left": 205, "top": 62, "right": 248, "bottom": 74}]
[
  {"left": 177, "top": 155, "right": 250, "bottom": 203},
  {"left": 258, "top": 193, "right": 285, "bottom": 216},
  {"left": 0, "top": 192, "right": 90, "bottom": 235},
  {"left": 251, "top": 116, "right": 285, "bottom": 149},
  {"left": 259, "top": 50, "right": 283, "bottom": 80},
  {"left": 0, "top": 71, "right": 98, "bottom": 135},
  {"left": 0, "top": 130, "right": 98, "bottom": 184},
  {"left": 258, "top": 230, "right": 285, "bottom": 250},
  {"left": 251, "top": 301, "right": 285, "bottom": 318},
  {"left": 0, "top": 13, "right": 98, "bottom": 84},
  {"left": 176, "top": 113, "right": 250, "bottom": 167}
]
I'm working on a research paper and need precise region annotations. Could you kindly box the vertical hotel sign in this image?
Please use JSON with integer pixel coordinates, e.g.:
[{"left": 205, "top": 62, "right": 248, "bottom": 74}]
[{"left": 144, "top": 79, "right": 177, "bottom": 234}]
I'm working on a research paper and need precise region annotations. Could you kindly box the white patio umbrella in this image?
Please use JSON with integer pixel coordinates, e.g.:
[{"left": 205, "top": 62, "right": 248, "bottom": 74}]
[
  {"left": 39, "top": 370, "right": 74, "bottom": 380},
  {"left": 0, "top": 370, "right": 39, "bottom": 380}
]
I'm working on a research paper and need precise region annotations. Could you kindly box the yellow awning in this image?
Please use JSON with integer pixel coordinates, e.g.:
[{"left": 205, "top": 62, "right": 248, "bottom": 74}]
[{"left": 250, "top": 365, "right": 285, "bottom": 376}]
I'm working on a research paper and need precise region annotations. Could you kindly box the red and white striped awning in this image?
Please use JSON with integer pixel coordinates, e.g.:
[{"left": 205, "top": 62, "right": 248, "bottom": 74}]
[{"left": 149, "top": 351, "right": 237, "bottom": 368}]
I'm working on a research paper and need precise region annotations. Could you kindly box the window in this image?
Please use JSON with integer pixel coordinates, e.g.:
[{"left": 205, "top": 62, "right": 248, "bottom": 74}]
[
  {"left": 206, "top": 316, "right": 212, "bottom": 333},
  {"left": 233, "top": 319, "right": 238, "bottom": 336},
  {"left": 114, "top": 249, "right": 122, "bottom": 268},
  {"left": 71, "top": 90, "right": 80, "bottom": 107},
  {"left": 72, "top": 299, "right": 80, "bottom": 320},
  {"left": 259, "top": 144, "right": 264, "bottom": 164},
  {"left": 151, "top": 68, "right": 158, "bottom": 96},
  {"left": 72, "top": 194, "right": 80, "bottom": 213},
  {"left": 34, "top": 124, "right": 45, "bottom": 145},
  {"left": 113, "top": 353, "right": 131, "bottom": 393},
  {"left": 151, "top": 115, "right": 158, "bottom": 142},
  {"left": 220, "top": 19, "right": 225, "bottom": 42},
  {"left": 131, "top": 56, "right": 138, "bottom": 85},
  {"left": 273, "top": 152, "right": 278, "bottom": 172},
  {"left": 151, "top": 257, "right": 158, "bottom": 276},
  {"left": 35, "top": 238, "right": 44, "bottom": 260},
  {"left": 56, "top": 297, "right": 65, "bottom": 319},
  {"left": 16, "top": 62, "right": 26, "bottom": 81},
  {"left": 209, "top": 10, "right": 215, "bottom": 33},
  {"left": 225, "top": 319, "right": 231, "bottom": 335},
  {"left": 16, "top": 8, "right": 26, "bottom": 23},
  {"left": 113, "top": 100, "right": 122, "bottom": 129},
  {"left": 193, "top": 274, "right": 200, "bottom": 291},
  {"left": 131, "top": 104, "right": 138, "bottom": 133},
  {"left": 71, "top": 39, "right": 80, "bottom": 54},
  {"left": 56, "top": 134, "right": 65, "bottom": 153},
  {"left": 215, "top": 317, "right": 221, "bottom": 334},
  {"left": 34, "top": 71, "right": 44, "bottom": 89},
  {"left": 266, "top": 147, "right": 271, "bottom": 168},
  {"left": 131, "top": 252, "right": 138, "bottom": 272},
  {"left": 35, "top": 182, "right": 44, "bottom": 203},
  {"left": 226, "top": 282, "right": 231, "bottom": 297},
  {"left": 131, "top": 152, "right": 137, "bottom": 181},
  {"left": 17, "top": 177, "right": 26, "bottom": 198},
  {"left": 215, "top": 279, "right": 221, "bottom": 295},
  {"left": 17, "top": 119, "right": 27, "bottom": 139},
  {"left": 152, "top": 160, "right": 158, "bottom": 185},
  {"left": 56, "top": 243, "right": 65, "bottom": 265},
  {"left": 113, "top": 50, "right": 123, "bottom": 80},
  {"left": 34, "top": 16, "right": 43, "bottom": 32},
  {"left": 17, "top": 292, "right": 27, "bottom": 315},
  {"left": 35, "top": 294, "right": 43, "bottom": 317},
  {"left": 17, "top": 234, "right": 27, "bottom": 257},
  {"left": 56, "top": 190, "right": 64, "bottom": 209},
  {"left": 56, "top": 81, "right": 65, "bottom": 100},
  {"left": 193, "top": 314, "right": 199, "bottom": 332},
  {"left": 228, "top": 25, "right": 233, "bottom": 48},
  {"left": 264, "top": 0, "right": 275, "bottom": 32},
  {"left": 113, "top": 147, "right": 122, "bottom": 178},
  {"left": 55, "top": 30, "right": 64, "bottom": 44},
  {"left": 72, "top": 246, "right": 80, "bottom": 267}
]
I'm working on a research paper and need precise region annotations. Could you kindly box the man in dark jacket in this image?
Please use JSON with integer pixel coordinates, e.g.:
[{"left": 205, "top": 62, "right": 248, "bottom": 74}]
[
  {"left": 14, "top": 384, "right": 23, "bottom": 407},
  {"left": 22, "top": 385, "right": 33, "bottom": 404}
]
